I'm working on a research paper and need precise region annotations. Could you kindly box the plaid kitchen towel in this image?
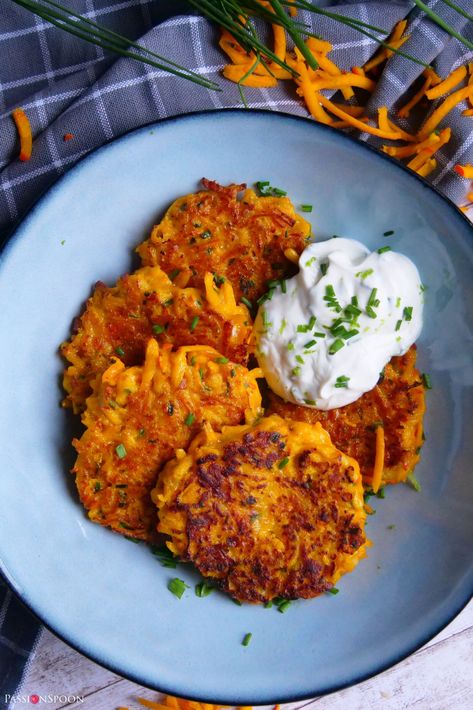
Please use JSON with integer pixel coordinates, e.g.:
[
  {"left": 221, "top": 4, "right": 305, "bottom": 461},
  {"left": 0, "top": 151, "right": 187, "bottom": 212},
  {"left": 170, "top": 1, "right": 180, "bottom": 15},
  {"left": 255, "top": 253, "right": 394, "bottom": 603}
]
[{"left": 0, "top": 0, "right": 472, "bottom": 704}]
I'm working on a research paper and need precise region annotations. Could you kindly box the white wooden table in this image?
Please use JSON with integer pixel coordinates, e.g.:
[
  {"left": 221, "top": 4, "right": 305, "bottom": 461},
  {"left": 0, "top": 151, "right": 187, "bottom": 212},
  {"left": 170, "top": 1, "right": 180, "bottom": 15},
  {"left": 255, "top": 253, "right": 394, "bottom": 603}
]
[{"left": 12, "top": 599, "right": 473, "bottom": 710}]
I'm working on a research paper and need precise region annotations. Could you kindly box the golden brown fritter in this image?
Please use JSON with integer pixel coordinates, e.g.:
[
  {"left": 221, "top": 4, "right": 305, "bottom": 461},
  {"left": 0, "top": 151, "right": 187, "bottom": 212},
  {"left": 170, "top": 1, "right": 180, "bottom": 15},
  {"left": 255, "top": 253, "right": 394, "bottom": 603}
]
[
  {"left": 72, "top": 340, "right": 263, "bottom": 542},
  {"left": 61, "top": 265, "right": 253, "bottom": 414},
  {"left": 154, "top": 414, "right": 367, "bottom": 603},
  {"left": 136, "top": 179, "right": 312, "bottom": 304},
  {"left": 267, "top": 346, "right": 425, "bottom": 487}
]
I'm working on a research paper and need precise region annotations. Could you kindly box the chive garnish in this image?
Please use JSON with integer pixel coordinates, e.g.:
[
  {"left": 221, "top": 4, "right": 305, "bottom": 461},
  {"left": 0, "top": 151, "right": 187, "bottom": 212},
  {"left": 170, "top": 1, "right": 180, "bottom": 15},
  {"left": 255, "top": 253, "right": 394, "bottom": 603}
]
[
  {"left": 291, "top": 366, "right": 301, "bottom": 377},
  {"left": 280, "top": 279, "right": 287, "bottom": 293},
  {"left": 152, "top": 324, "right": 165, "bottom": 335},
  {"left": 163, "top": 298, "right": 174, "bottom": 307},
  {"left": 329, "top": 339, "right": 345, "bottom": 355},
  {"left": 403, "top": 306, "right": 413, "bottom": 321},
  {"left": 367, "top": 288, "right": 380, "bottom": 308},
  {"left": 278, "top": 457, "right": 290, "bottom": 469},
  {"left": 232, "top": 598, "right": 242, "bottom": 606},
  {"left": 115, "top": 346, "right": 125, "bottom": 357},
  {"left": 395, "top": 319, "right": 402, "bottom": 331},
  {"left": 277, "top": 599, "right": 291, "bottom": 613},
  {"left": 150, "top": 544, "right": 178, "bottom": 568},
  {"left": 313, "top": 331, "right": 326, "bottom": 338},
  {"left": 327, "top": 587, "right": 339, "bottom": 595},
  {"left": 168, "top": 268, "right": 180, "bottom": 281},
  {"left": 242, "top": 632, "right": 252, "bottom": 646},
  {"left": 324, "top": 285, "right": 342, "bottom": 312},
  {"left": 272, "top": 187, "right": 287, "bottom": 196},
  {"left": 115, "top": 443, "right": 127, "bottom": 459},
  {"left": 279, "top": 318, "right": 287, "bottom": 335},
  {"left": 94, "top": 481, "right": 101, "bottom": 492},
  {"left": 297, "top": 324, "right": 310, "bottom": 333},
  {"left": 195, "top": 581, "right": 214, "bottom": 597},
  {"left": 320, "top": 262, "right": 328, "bottom": 276},
  {"left": 240, "top": 296, "right": 253, "bottom": 309},
  {"left": 287, "top": 342, "right": 295, "bottom": 351},
  {"left": 215, "top": 356, "right": 229, "bottom": 364},
  {"left": 334, "top": 375, "right": 350, "bottom": 388},
  {"left": 422, "top": 373, "right": 432, "bottom": 389},
  {"left": 366, "top": 306, "right": 377, "bottom": 319},
  {"left": 190, "top": 316, "right": 199, "bottom": 332},
  {"left": 377, "top": 246, "right": 392, "bottom": 254},
  {"left": 301, "top": 204, "right": 313, "bottom": 213},
  {"left": 168, "top": 578, "right": 189, "bottom": 599},
  {"left": 213, "top": 274, "right": 226, "bottom": 287},
  {"left": 305, "top": 256, "right": 316, "bottom": 267},
  {"left": 304, "top": 398, "right": 316, "bottom": 405},
  {"left": 357, "top": 268, "right": 374, "bottom": 280},
  {"left": 304, "top": 339, "right": 317, "bottom": 349},
  {"left": 184, "top": 412, "right": 195, "bottom": 426},
  {"left": 407, "top": 472, "right": 421, "bottom": 492},
  {"left": 295, "top": 355, "right": 304, "bottom": 364},
  {"left": 383, "top": 230, "right": 395, "bottom": 236}
]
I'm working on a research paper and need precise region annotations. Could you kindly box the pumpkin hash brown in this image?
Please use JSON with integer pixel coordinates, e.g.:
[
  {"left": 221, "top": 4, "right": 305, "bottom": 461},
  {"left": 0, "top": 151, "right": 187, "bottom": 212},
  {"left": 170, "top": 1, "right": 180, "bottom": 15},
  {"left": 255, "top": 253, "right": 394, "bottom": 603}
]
[
  {"left": 136, "top": 178, "right": 312, "bottom": 304},
  {"left": 154, "top": 414, "right": 367, "bottom": 603},
  {"left": 61, "top": 265, "right": 253, "bottom": 414},
  {"left": 267, "top": 346, "right": 425, "bottom": 488},
  {"left": 72, "top": 339, "right": 263, "bottom": 541}
]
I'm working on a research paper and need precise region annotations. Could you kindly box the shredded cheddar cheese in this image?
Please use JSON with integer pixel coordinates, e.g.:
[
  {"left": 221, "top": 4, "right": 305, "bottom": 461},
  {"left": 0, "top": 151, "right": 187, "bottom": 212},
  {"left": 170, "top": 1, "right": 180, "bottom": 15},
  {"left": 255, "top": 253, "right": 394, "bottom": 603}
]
[{"left": 11, "top": 107, "right": 33, "bottom": 161}]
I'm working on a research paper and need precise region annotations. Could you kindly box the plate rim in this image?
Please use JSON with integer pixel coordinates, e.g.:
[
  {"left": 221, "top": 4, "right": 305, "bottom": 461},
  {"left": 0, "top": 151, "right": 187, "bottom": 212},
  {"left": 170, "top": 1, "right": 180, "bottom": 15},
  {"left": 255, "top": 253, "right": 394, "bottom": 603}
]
[{"left": 1, "top": 108, "right": 472, "bottom": 704}]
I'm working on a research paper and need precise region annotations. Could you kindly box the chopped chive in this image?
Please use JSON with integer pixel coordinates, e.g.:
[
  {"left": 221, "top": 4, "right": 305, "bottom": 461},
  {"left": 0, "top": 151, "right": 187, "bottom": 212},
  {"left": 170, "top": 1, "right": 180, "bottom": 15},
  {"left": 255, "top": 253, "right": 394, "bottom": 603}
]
[
  {"left": 279, "top": 318, "right": 287, "bottom": 335},
  {"left": 230, "top": 368, "right": 236, "bottom": 377},
  {"left": 407, "top": 472, "right": 421, "bottom": 492},
  {"left": 334, "top": 375, "right": 350, "bottom": 388},
  {"left": 395, "top": 319, "right": 402, "bottom": 331},
  {"left": 295, "top": 355, "right": 304, "bottom": 364},
  {"left": 422, "top": 373, "right": 432, "bottom": 389},
  {"left": 304, "top": 339, "right": 317, "bottom": 349},
  {"left": 291, "top": 366, "right": 301, "bottom": 377},
  {"left": 190, "top": 315, "right": 200, "bottom": 332},
  {"left": 256, "top": 180, "right": 270, "bottom": 192},
  {"left": 115, "top": 346, "right": 125, "bottom": 357},
  {"left": 264, "top": 600, "right": 273, "bottom": 608},
  {"left": 195, "top": 581, "right": 214, "bottom": 598},
  {"left": 115, "top": 443, "right": 127, "bottom": 459},
  {"left": 152, "top": 324, "right": 165, "bottom": 335},
  {"left": 403, "top": 306, "right": 413, "bottom": 321},
  {"left": 305, "top": 256, "right": 316, "bottom": 267},
  {"left": 277, "top": 599, "right": 291, "bottom": 613},
  {"left": 240, "top": 296, "right": 253, "bottom": 309},
  {"left": 168, "top": 578, "right": 189, "bottom": 599},
  {"left": 215, "top": 356, "right": 229, "bottom": 364},
  {"left": 232, "top": 598, "right": 242, "bottom": 606},
  {"left": 377, "top": 487, "right": 385, "bottom": 499},
  {"left": 367, "top": 288, "right": 379, "bottom": 308},
  {"left": 320, "top": 262, "right": 328, "bottom": 276},
  {"left": 377, "top": 246, "right": 392, "bottom": 254},
  {"left": 278, "top": 457, "right": 290, "bottom": 469},
  {"left": 213, "top": 274, "right": 226, "bottom": 286},
  {"left": 366, "top": 306, "right": 377, "bottom": 319},
  {"left": 163, "top": 298, "right": 174, "bottom": 307},
  {"left": 297, "top": 323, "right": 310, "bottom": 333},
  {"left": 242, "top": 632, "right": 252, "bottom": 646},
  {"left": 190, "top": 355, "right": 197, "bottom": 366},
  {"left": 327, "top": 587, "right": 339, "bottom": 595},
  {"left": 329, "top": 339, "right": 345, "bottom": 355},
  {"left": 168, "top": 268, "right": 180, "bottom": 281},
  {"left": 272, "top": 187, "right": 287, "bottom": 196},
  {"left": 313, "top": 331, "right": 326, "bottom": 338},
  {"left": 184, "top": 412, "right": 195, "bottom": 426},
  {"left": 383, "top": 230, "right": 395, "bottom": 236},
  {"left": 94, "top": 481, "right": 101, "bottom": 492},
  {"left": 287, "top": 342, "right": 295, "bottom": 351},
  {"left": 150, "top": 544, "right": 178, "bottom": 568},
  {"left": 280, "top": 279, "right": 287, "bottom": 293},
  {"left": 301, "top": 204, "right": 313, "bottom": 212},
  {"left": 356, "top": 268, "right": 374, "bottom": 280},
  {"left": 304, "top": 398, "right": 316, "bottom": 405}
]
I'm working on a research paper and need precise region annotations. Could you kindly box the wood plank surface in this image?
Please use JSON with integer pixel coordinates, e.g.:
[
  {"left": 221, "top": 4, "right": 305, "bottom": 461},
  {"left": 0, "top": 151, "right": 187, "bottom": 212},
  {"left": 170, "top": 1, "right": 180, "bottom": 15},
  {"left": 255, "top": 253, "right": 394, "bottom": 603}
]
[{"left": 12, "top": 600, "right": 473, "bottom": 709}]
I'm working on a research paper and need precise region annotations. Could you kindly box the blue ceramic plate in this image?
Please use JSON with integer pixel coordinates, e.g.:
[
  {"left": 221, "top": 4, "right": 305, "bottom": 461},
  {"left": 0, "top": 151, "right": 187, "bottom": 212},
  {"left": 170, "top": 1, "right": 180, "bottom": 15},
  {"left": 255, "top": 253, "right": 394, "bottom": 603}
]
[{"left": 0, "top": 110, "right": 472, "bottom": 704}]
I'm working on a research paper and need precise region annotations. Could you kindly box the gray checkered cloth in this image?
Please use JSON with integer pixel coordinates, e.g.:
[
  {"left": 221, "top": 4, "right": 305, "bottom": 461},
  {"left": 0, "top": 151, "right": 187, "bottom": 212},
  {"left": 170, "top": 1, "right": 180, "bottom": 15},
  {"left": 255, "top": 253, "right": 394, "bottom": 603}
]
[{"left": 0, "top": 0, "right": 472, "bottom": 703}]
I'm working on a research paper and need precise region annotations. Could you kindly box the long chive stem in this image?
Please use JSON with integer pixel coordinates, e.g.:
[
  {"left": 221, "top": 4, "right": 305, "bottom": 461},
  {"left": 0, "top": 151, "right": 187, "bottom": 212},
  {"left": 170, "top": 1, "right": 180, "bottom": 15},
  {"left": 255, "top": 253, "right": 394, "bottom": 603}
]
[
  {"left": 439, "top": 0, "right": 473, "bottom": 22},
  {"left": 413, "top": 0, "right": 473, "bottom": 50},
  {"left": 11, "top": 0, "right": 220, "bottom": 89}
]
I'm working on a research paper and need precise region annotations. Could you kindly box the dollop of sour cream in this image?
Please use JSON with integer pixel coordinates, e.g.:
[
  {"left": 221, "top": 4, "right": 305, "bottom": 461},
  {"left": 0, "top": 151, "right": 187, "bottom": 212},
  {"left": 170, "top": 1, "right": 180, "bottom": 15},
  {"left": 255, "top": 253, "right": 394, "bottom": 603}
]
[{"left": 255, "top": 238, "right": 423, "bottom": 410}]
